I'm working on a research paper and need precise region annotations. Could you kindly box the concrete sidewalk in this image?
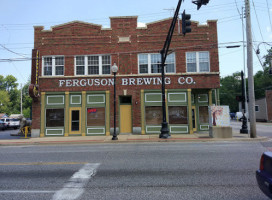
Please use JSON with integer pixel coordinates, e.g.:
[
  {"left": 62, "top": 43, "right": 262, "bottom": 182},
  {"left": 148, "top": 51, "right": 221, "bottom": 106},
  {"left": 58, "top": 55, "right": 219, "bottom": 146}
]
[{"left": 0, "top": 131, "right": 267, "bottom": 146}]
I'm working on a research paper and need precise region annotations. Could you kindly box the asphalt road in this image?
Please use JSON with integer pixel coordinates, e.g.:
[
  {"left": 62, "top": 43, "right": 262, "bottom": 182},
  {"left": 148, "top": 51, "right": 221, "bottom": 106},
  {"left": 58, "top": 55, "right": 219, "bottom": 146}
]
[
  {"left": 0, "top": 128, "right": 21, "bottom": 140},
  {"left": 231, "top": 120, "right": 272, "bottom": 138},
  {"left": 0, "top": 141, "right": 271, "bottom": 200}
]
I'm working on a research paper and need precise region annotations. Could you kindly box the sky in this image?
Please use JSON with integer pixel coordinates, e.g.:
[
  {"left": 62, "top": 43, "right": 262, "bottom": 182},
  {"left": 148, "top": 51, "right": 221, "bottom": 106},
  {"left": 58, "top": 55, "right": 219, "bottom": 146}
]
[{"left": 0, "top": 0, "right": 271, "bottom": 87}]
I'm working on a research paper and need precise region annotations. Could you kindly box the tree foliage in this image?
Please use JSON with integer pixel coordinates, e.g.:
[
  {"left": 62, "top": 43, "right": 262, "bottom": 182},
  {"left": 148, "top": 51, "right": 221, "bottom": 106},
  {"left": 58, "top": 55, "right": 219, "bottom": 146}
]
[
  {"left": 220, "top": 48, "right": 272, "bottom": 112},
  {"left": 254, "top": 48, "right": 272, "bottom": 99},
  {"left": 220, "top": 72, "right": 242, "bottom": 112},
  {"left": 0, "top": 90, "right": 10, "bottom": 113},
  {"left": 0, "top": 75, "right": 32, "bottom": 118}
]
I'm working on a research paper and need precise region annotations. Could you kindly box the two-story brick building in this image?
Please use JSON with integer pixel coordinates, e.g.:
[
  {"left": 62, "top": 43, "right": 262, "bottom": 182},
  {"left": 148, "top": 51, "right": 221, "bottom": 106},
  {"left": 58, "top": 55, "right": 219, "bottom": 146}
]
[{"left": 29, "top": 16, "right": 220, "bottom": 137}]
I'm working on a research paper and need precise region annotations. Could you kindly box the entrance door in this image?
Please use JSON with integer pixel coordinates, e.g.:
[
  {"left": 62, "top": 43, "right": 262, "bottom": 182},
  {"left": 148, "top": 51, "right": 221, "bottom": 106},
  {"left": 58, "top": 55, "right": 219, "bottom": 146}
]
[
  {"left": 69, "top": 107, "right": 81, "bottom": 135},
  {"left": 120, "top": 96, "right": 132, "bottom": 134},
  {"left": 192, "top": 106, "right": 197, "bottom": 132}
]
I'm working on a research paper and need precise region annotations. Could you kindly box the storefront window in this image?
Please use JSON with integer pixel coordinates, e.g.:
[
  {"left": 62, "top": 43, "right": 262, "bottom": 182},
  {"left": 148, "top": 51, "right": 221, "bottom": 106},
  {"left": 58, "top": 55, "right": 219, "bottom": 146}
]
[
  {"left": 199, "top": 106, "right": 209, "bottom": 123},
  {"left": 86, "top": 108, "right": 105, "bottom": 126},
  {"left": 46, "top": 109, "right": 64, "bottom": 127},
  {"left": 169, "top": 106, "right": 188, "bottom": 124},
  {"left": 145, "top": 106, "right": 162, "bottom": 125}
]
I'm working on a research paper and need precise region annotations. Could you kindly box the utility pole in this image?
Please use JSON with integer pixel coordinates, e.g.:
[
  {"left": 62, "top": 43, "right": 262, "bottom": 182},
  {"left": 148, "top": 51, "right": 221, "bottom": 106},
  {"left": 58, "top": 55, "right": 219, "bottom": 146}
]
[
  {"left": 21, "top": 83, "right": 23, "bottom": 115},
  {"left": 270, "top": 51, "right": 272, "bottom": 75},
  {"left": 245, "top": 0, "right": 256, "bottom": 138},
  {"left": 241, "top": 6, "right": 249, "bottom": 136}
]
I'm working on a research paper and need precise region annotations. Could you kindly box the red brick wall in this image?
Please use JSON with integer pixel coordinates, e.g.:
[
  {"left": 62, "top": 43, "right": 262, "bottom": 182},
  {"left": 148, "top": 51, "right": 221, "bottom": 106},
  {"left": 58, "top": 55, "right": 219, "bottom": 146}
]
[
  {"left": 266, "top": 90, "right": 272, "bottom": 122},
  {"left": 31, "top": 100, "right": 41, "bottom": 129},
  {"left": 31, "top": 17, "right": 220, "bottom": 129}
]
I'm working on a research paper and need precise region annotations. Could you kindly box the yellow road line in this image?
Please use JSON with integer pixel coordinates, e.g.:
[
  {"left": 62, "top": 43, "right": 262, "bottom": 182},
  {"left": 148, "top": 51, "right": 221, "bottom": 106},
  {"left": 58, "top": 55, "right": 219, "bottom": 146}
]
[{"left": 0, "top": 162, "right": 88, "bottom": 166}]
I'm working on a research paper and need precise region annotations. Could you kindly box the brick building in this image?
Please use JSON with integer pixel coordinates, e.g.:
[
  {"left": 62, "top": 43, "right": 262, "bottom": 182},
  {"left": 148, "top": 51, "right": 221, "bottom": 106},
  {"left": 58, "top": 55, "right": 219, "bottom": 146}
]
[{"left": 29, "top": 16, "right": 220, "bottom": 137}]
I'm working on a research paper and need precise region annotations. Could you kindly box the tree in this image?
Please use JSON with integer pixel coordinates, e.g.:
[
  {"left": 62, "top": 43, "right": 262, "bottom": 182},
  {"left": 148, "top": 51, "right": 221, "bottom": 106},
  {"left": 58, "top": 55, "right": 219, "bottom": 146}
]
[
  {"left": 9, "top": 89, "right": 20, "bottom": 114},
  {"left": 0, "top": 75, "right": 19, "bottom": 114},
  {"left": 0, "top": 75, "right": 32, "bottom": 116},
  {"left": 4, "top": 75, "right": 18, "bottom": 92},
  {"left": 220, "top": 72, "right": 242, "bottom": 112},
  {"left": 0, "top": 75, "right": 5, "bottom": 90},
  {"left": 0, "top": 90, "right": 11, "bottom": 114},
  {"left": 22, "top": 81, "right": 32, "bottom": 118},
  {"left": 254, "top": 48, "right": 272, "bottom": 99}
]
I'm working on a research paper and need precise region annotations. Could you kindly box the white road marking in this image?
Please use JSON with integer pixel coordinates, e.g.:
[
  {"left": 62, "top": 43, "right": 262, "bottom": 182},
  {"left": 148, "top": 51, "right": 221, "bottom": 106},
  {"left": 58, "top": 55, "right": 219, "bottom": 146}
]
[
  {"left": 0, "top": 190, "right": 55, "bottom": 193},
  {"left": 52, "top": 163, "right": 100, "bottom": 200}
]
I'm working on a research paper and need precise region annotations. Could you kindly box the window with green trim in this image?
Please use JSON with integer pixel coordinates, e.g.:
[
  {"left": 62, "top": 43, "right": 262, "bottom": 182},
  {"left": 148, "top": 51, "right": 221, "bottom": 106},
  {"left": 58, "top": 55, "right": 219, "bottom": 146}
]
[
  {"left": 168, "top": 106, "right": 188, "bottom": 124},
  {"left": 199, "top": 106, "right": 209, "bottom": 123},
  {"left": 145, "top": 106, "right": 162, "bottom": 125},
  {"left": 86, "top": 107, "right": 105, "bottom": 126},
  {"left": 46, "top": 109, "right": 64, "bottom": 127}
]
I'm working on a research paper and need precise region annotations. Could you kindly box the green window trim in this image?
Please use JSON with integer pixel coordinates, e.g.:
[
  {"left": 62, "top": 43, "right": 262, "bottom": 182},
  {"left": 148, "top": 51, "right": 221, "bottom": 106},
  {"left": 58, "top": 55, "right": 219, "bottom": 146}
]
[
  {"left": 47, "top": 95, "right": 65, "bottom": 105},
  {"left": 168, "top": 92, "right": 187, "bottom": 103},
  {"left": 70, "top": 95, "right": 81, "bottom": 105},
  {"left": 145, "top": 93, "right": 162, "bottom": 103},
  {"left": 87, "top": 94, "right": 105, "bottom": 104},
  {"left": 146, "top": 125, "right": 161, "bottom": 134},
  {"left": 87, "top": 127, "right": 105, "bottom": 135},
  {"left": 170, "top": 125, "right": 189, "bottom": 134},
  {"left": 200, "top": 125, "right": 209, "bottom": 131},
  {"left": 198, "top": 94, "right": 208, "bottom": 103},
  {"left": 45, "top": 128, "right": 64, "bottom": 136}
]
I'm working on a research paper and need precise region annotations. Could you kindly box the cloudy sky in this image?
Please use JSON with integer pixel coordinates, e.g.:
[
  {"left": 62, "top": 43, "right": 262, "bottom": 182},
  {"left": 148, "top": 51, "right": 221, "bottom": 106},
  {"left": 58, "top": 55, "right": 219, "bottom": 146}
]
[{"left": 0, "top": 0, "right": 271, "bottom": 86}]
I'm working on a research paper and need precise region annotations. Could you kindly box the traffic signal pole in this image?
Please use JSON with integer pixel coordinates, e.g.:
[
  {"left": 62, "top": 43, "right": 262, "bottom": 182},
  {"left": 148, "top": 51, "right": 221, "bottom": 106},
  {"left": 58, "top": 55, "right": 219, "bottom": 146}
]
[
  {"left": 245, "top": 0, "right": 257, "bottom": 138},
  {"left": 159, "top": 0, "right": 183, "bottom": 139},
  {"left": 159, "top": 0, "right": 209, "bottom": 139}
]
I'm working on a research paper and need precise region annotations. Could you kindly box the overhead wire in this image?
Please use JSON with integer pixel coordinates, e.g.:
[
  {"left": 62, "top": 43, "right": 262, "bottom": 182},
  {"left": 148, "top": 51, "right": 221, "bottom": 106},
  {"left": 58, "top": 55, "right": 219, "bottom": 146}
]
[
  {"left": 251, "top": 0, "right": 267, "bottom": 51},
  {"left": 0, "top": 44, "right": 29, "bottom": 58},
  {"left": 0, "top": 41, "right": 244, "bottom": 63}
]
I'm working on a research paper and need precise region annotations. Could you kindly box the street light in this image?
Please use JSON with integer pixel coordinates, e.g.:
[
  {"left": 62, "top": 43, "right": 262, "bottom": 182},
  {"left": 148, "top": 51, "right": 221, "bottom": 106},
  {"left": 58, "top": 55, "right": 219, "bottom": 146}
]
[
  {"left": 240, "top": 71, "right": 248, "bottom": 134},
  {"left": 111, "top": 63, "right": 118, "bottom": 140}
]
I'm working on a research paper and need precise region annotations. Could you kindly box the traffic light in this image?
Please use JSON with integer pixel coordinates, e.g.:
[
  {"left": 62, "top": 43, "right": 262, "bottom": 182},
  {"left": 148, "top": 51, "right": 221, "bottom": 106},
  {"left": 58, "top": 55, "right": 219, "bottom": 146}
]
[
  {"left": 182, "top": 10, "right": 191, "bottom": 36},
  {"left": 192, "top": 0, "right": 210, "bottom": 10},
  {"left": 236, "top": 96, "right": 244, "bottom": 102}
]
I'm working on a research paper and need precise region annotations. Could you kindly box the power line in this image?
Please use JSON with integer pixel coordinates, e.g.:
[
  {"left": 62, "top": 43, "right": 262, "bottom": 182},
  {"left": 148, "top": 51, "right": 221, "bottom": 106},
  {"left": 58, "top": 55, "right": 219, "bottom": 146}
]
[
  {"left": 0, "top": 41, "right": 245, "bottom": 63},
  {"left": 0, "top": 44, "right": 28, "bottom": 58},
  {"left": 251, "top": 0, "right": 267, "bottom": 51}
]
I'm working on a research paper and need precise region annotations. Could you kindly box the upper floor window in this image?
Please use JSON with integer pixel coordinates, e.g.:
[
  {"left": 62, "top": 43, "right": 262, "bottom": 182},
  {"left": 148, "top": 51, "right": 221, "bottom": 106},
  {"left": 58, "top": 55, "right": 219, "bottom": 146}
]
[
  {"left": 75, "top": 55, "right": 111, "bottom": 76},
  {"left": 186, "top": 52, "right": 210, "bottom": 73},
  {"left": 138, "top": 53, "right": 175, "bottom": 74},
  {"left": 42, "top": 56, "right": 64, "bottom": 76}
]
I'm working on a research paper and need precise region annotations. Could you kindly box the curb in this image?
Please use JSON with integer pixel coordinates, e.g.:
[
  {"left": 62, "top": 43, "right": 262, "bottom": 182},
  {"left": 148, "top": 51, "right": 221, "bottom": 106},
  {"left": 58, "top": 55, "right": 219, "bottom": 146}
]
[{"left": 0, "top": 136, "right": 268, "bottom": 146}]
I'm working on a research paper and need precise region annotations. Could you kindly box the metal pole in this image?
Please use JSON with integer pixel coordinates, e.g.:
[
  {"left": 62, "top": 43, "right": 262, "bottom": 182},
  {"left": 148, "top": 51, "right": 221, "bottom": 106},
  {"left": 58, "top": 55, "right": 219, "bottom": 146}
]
[
  {"left": 160, "top": 51, "right": 170, "bottom": 139},
  {"left": 241, "top": 7, "right": 249, "bottom": 137},
  {"left": 240, "top": 71, "right": 248, "bottom": 133},
  {"left": 245, "top": 0, "right": 257, "bottom": 138},
  {"left": 112, "top": 72, "right": 118, "bottom": 140},
  {"left": 270, "top": 53, "right": 272, "bottom": 74},
  {"left": 159, "top": 0, "right": 183, "bottom": 139},
  {"left": 21, "top": 83, "right": 23, "bottom": 115}
]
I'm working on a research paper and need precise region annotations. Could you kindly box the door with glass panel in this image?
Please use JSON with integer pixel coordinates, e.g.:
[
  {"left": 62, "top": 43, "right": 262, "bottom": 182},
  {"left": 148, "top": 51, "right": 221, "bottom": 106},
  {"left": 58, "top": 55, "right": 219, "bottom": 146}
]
[
  {"left": 69, "top": 108, "right": 81, "bottom": 135},
  {"left": 192, "top": 106, "right": 197, "bottom": 132}
]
